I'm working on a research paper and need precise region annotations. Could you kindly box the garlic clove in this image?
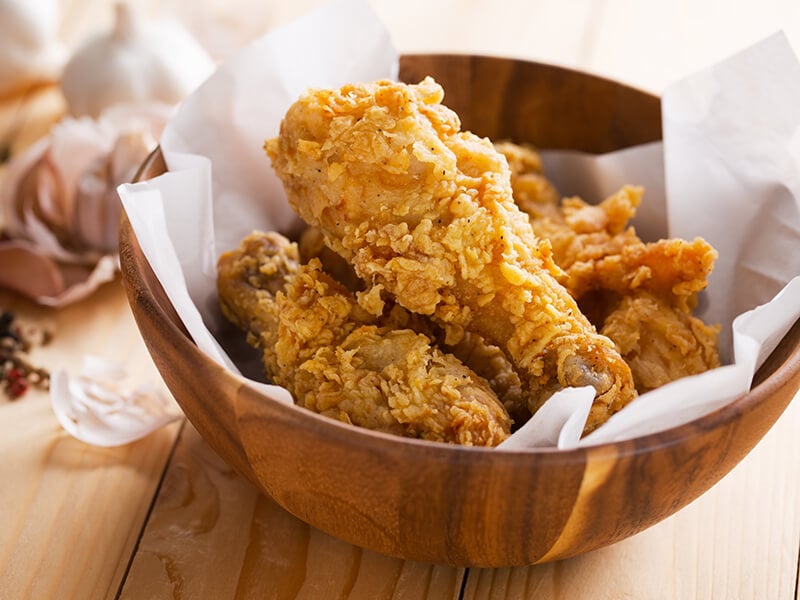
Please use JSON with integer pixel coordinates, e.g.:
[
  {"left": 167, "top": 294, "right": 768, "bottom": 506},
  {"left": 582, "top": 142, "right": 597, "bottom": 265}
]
[
  {"left": 0, "top": 240, "right": 117, "bottom": 306},
  {"left": 0, "top": 101, "right": 167, "bottom": 306},
  {"left": 74, "top": 130, "right": 154, "bottom": 253},
  {"left": 41, "top": 254, "right": 118, "bottom": 307},
  {"left": 0, "top": 240, "right": 65, "bottom": 299},
  {"left": 3, "top": 118, "right": 113, "bottom": 256},
  {"left": 33, "top": 119, "right": 114, "bottom": 240},
  {"left": 50, "top": 355, "right": 182, "bottom": 447},
  {"left": 61, "top": 2, "right": 215, "bottom": 118},
  {"left": 0, "top": 0, "right": 65, "bottom": 98}
]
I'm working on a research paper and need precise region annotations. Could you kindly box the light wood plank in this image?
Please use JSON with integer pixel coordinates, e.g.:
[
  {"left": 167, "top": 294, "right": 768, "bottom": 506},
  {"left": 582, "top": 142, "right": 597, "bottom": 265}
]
[
  {"left": 119, "top": 424, "right": 464, "bottom": 599},
  {"left": 463, "top": 392, "right": 800, "bottom": 599},
  {"left": 0, "top": 282, "right": 182, "bottom": 599},
  {"left": 1, "top": 3, "right": 185, "bottom": 597}
]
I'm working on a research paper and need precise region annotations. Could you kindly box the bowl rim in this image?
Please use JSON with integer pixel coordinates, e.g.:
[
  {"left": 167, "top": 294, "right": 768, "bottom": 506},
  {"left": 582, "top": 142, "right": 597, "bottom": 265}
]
[{"left": 123, "top": 53, "right": 800, "bottom": 462}]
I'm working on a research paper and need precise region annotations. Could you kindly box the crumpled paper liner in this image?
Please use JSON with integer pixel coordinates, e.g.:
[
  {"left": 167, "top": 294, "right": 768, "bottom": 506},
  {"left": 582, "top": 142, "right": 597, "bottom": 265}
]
[{"left": 118, "top": 0, "right": 800, "bottom": 450}]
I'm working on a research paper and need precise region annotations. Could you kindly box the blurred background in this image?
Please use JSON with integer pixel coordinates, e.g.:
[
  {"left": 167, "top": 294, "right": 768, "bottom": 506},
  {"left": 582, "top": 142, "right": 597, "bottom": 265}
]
[
  {"left": 58, "top": 0, "right": 800, "bottom": 90},
  {"left": 4, "top": 0, "right": 799, "bottom": 159}
]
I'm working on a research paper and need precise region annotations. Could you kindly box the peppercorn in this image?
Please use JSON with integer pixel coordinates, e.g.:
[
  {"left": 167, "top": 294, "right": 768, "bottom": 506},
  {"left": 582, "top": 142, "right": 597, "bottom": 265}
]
[{"left": 0, "top": 309, "right": 52, "bottom": 400}]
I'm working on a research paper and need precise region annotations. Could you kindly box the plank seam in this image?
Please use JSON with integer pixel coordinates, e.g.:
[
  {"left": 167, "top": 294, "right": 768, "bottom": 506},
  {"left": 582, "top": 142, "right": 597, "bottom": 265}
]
[
  {"left": 113, "top": 418, "right": 188, "bottom": 600},
  {"left": 458, "top": 567, "right": 470, "bottom": 600},
  {"left": 794, "top": 538, "right": 799, "bottom": 600}
]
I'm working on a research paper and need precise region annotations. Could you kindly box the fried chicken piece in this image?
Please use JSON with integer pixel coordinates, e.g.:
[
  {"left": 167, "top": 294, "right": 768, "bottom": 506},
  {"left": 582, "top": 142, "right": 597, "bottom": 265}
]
[
  {"left": 494, "top": 141, "right": 561, "bottom": 220},
  {"left": 300, "top": 225, "right": 528, "bottom": 424},
  {"left": 601, "top": 291, "right": 721, "bottom": 392},
  {"left": 532, "top": 186, "right": 718, "bottom": 310},
  {"left": 266, "top": 77, "right": 637, "bottom": 432},
  {"left": 298, "top": 225, "right": 363, "bottom": 291},
  {"left": 494, "top": 145, "right": 721, "bottom": 391},
  {"left": 217, "top": 231, "right": 296, "bottom": 380},
  {"left": 217, "top": 231, "right": 511, "bottom": 446},
  {"left": 444, "top": 332, "right": 527, "bottom": 424}
]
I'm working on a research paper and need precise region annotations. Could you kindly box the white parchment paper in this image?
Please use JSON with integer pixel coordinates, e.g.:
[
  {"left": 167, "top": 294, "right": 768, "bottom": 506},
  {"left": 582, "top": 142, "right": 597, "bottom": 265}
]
[{"left": 118, "top": 0, "right": 800, "bottom": 449}]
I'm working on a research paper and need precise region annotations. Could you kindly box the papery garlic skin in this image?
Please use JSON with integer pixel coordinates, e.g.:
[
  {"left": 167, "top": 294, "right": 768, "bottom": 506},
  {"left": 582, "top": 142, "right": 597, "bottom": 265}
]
[
  {"left": 51, "top": 355, "right": 182, "bottom": 447},
  {"left": 0, "top": 0, "right": 65, "bottom": 97},
  {"left": 3, "top": 119, "right": 114, "bottom": 258},
  {"left": 61, "top": 2, "right": 215, "bottom": 118},
  {"left": 74, "top": 129, "right": 158, "bottom": 253},
  {"left": 0, "top": 103, "right": 170, "bottom": 306}
]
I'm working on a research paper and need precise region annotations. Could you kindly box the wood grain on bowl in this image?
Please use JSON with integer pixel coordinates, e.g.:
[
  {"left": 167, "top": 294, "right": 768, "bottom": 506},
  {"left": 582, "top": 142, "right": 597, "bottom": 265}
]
[
  {"left": 398, "top": 54, "right": 662, "bottom": 152},
  {"left": 119, "top": 55, "right": 800, "bottom": 567}
]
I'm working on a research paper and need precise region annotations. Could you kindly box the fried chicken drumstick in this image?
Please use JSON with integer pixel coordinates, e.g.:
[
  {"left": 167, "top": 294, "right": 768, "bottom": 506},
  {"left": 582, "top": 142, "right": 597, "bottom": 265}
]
[
  {"left": 217, "top": 230, "right": 511, "bottom": 446},
  {"left": 266, "top": 77, "right": 637, "bottom": 431}
]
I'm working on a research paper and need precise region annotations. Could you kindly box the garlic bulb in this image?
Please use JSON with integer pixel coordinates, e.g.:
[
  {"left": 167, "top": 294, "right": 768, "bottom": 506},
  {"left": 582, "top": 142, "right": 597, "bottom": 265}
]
[
  {"left": 61, "top": 2, "right": 215, "bottom": 117},
  {"left": 0, "top": 0, "right": 65, "bottom": 97},
  {"left": 0, "top": 103, "right": 170, "bottom": 306}
]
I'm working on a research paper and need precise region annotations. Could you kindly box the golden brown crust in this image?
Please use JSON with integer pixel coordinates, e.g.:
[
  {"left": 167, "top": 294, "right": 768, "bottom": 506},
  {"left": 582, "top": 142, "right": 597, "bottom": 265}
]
[
  {"left": 498, "top": 142, "right": 721, "bottom": 393},
  {"left": 494, "top": 140, "right": 561, "bottom": 221},
  {"left": 601, "top": 291, "right": 721, "bottom": 392},
  {"left": 267, "top": 77, "right": 637, "bottom": 432},
  {"left": 217, "top": 231, "right": 512, "bottom": 446}
]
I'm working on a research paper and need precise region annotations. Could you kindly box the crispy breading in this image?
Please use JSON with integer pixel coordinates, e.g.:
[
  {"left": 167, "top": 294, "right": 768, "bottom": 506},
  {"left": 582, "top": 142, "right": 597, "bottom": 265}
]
[
  {"left": 298, "top": 225, "right": 363, "bottom": 291},
  {"left": 217, "top": 231, "right": 511, "bottom": 446},
  {"left": 266, "top": 77, "right": 637, "bottom": 432},
  {"left": 499, "top": 142, "right": 721, "bottom": 391},
  {"left": 300, "top": 225, "right": 528, "bottom": 424},
  {"left": 443, "top": 331, "right": 527, "bottom": 424},
  {"left": 494, "top": 141, "right": 561, "bottom": 221},
  {"left": 531, "top": 186, "right": 718, "bottom": 309},
  {"left": 601, "top": 291, "right": 721, "bottom": 392}
]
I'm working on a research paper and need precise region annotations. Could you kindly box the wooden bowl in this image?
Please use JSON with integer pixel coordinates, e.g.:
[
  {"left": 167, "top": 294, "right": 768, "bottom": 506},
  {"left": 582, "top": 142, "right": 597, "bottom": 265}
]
[{"left": 119, "top": 55, "right": 800, "bottom": 567}]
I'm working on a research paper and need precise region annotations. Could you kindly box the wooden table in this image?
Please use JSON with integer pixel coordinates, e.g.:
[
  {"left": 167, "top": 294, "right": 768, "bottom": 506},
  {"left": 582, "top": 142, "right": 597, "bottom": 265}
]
[{"left": 2, "top": 1, "right": 799, "bottom": 598}]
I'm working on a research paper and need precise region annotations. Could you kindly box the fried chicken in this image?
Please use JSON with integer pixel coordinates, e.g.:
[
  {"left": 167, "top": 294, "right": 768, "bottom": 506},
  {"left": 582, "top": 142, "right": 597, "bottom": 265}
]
[
  {"left": 299, "top": 225, "right": 528, "bottom": 424},
  {"left": 298, "top": 225, "right": 363, "bottom": 291},
  {"left": 494, "top": 141, "right": 561, "bottom": 221},
  {"left": 531, "top": 186, "right": 717, "bottom": 309},
  {"left": 266, "top": 77, "right": 637, "bottom": 432},
  {"left": 217, "top": 230, "right": 511, "bottom": 446},
  {"left": 601, "top": 291, "right": 720, "bottom": 392},
  {"left": 499, "top": 142, "right": 721, "bottom": 390},
  {"left": 443, "top": 331, "right": 527, "bottom": 424}
]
